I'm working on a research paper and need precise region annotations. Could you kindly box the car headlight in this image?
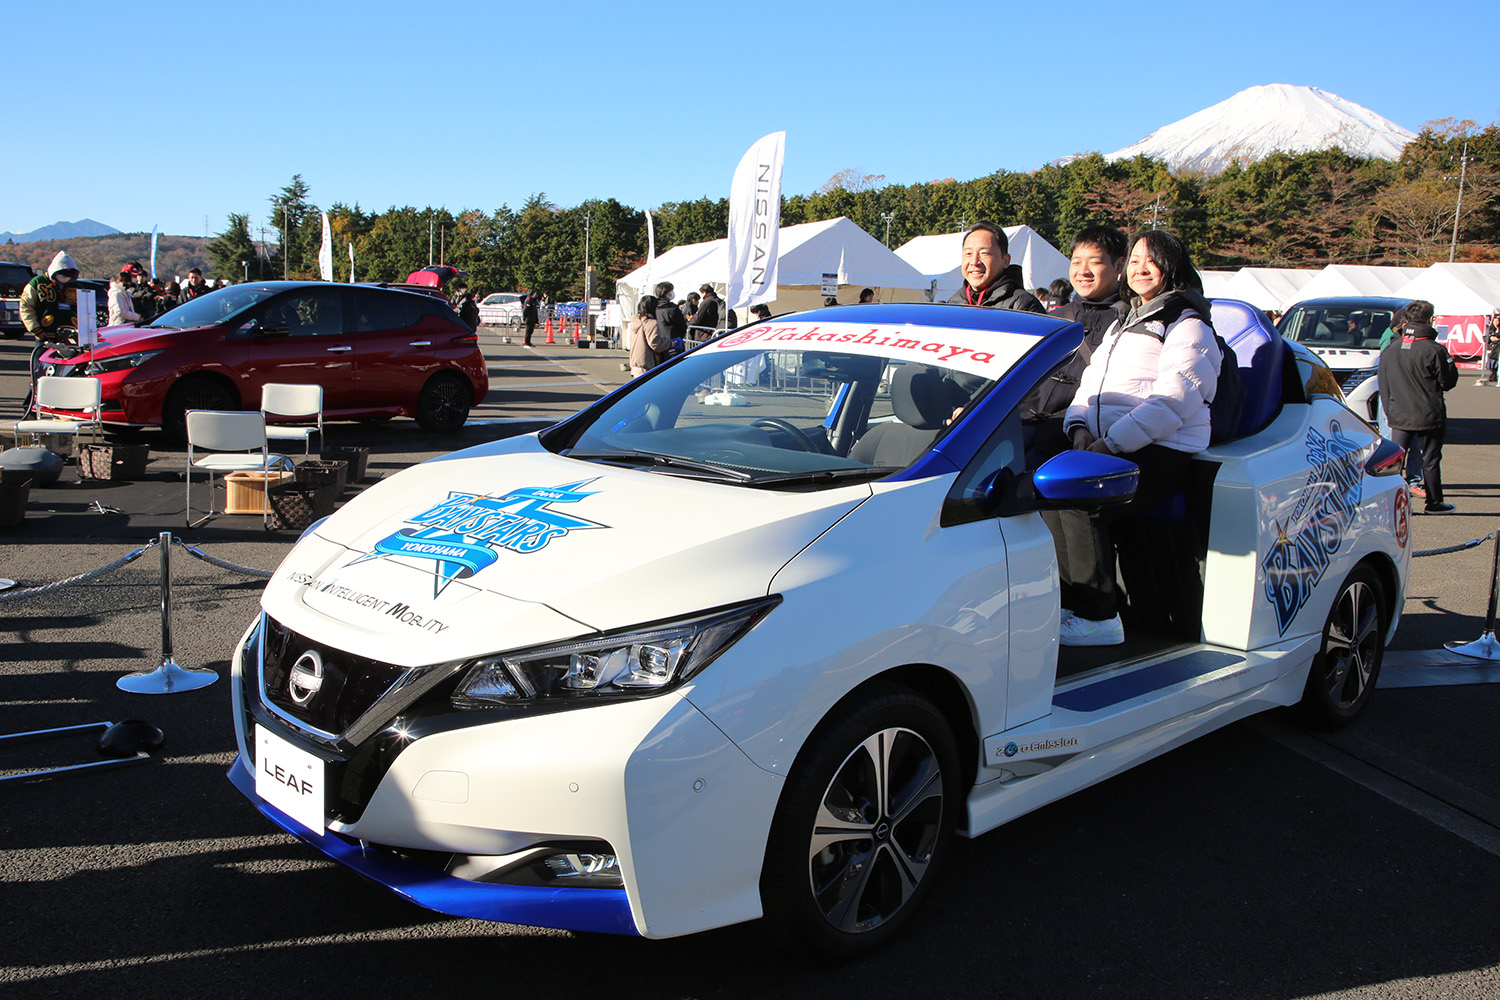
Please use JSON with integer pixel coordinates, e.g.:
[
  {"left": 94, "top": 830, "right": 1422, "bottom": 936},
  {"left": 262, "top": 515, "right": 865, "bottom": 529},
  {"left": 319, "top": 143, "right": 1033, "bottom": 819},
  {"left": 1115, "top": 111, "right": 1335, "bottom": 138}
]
[
  {"left": 451, "top": 597, "right": 780, "bottom": 708},
  {"left": 86, "top": 349, "right": 164, "bottom": 374}
]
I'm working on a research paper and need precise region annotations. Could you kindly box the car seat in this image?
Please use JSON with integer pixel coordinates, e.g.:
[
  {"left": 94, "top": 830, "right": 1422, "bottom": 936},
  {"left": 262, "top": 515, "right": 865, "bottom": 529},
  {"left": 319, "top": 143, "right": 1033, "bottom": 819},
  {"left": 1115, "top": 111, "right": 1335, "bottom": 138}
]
[{"left": 849, "top": 365, "right": 956, "bottom": 468}]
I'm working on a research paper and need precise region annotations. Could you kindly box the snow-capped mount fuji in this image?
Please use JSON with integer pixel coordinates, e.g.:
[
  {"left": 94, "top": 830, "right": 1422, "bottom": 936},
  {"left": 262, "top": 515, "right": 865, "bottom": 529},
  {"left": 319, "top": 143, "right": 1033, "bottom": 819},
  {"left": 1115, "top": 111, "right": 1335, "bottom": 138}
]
[{"left": 1104, "top": 84, "right": 1416, "bottom": 173}]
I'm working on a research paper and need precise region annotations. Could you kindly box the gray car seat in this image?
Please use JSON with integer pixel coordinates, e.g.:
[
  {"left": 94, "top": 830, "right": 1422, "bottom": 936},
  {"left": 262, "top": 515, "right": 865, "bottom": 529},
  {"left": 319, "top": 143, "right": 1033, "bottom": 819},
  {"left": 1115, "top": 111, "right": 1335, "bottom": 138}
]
[{"left": 848, "top": 365, "right": 956, "bottom": 468}]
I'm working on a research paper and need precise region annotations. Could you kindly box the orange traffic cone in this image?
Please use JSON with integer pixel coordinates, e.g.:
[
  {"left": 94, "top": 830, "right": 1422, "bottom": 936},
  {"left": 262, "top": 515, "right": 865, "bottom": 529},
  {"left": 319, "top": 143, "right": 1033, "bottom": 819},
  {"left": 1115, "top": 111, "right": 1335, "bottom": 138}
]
[{"left": 544, "top": 315, "right": 555, "bottom": 344}]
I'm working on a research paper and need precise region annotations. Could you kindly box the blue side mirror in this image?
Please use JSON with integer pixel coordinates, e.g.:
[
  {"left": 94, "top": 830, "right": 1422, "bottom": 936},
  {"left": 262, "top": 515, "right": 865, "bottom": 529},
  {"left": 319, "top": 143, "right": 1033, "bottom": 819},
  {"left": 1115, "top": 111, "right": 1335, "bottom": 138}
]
[{"left": 1032, "top": 450, "right": 1139, "bottom": 504}]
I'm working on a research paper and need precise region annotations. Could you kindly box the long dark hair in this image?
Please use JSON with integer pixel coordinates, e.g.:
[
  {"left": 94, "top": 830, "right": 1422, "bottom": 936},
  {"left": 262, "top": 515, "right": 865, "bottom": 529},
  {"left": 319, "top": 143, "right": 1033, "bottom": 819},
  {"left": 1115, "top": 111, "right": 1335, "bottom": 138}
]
[
  {"left": 1130, "top": 230, "right": 1201, "bottom": 296},
  {"left": 637, "top": 294, "right": 658, "bottom": 318}
]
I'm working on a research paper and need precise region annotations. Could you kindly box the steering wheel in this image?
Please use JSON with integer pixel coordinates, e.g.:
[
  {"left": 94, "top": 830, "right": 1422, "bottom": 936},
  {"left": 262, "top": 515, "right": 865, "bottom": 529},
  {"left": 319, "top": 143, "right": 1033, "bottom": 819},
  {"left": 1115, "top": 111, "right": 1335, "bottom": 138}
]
[{"left": 751, "top": 417, "right": 821, "bottom": 453}]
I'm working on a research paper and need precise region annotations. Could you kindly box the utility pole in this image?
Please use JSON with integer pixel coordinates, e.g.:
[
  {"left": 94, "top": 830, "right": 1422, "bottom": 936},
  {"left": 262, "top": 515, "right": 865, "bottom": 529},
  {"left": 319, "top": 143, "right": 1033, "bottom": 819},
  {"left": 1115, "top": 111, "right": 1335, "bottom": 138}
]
[
  {"left": 1151, "top": 193, "right": 1162, "bottom": 229},
  {"left": 881, "top": 211, "right": 896, "bottom": 247},
  {"left": 282, "top": 204, "right": 288, "bottom": 280},
  {"left": 440, "top": 226, "right": 445, "bottom": 266},
  {"left": 428, "top": 215, "right": 434, "bottom": 266},
  {"left": 1449, "top": 140, "right": 1470, "bottom": 263}
]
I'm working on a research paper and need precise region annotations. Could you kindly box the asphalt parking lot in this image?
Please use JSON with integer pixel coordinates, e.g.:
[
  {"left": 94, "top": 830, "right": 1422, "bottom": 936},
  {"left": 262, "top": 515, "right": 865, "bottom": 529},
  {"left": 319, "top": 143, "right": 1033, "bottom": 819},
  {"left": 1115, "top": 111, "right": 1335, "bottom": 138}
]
[{"left": 2, "top": 328, "right": 1499, "bottom": 998}]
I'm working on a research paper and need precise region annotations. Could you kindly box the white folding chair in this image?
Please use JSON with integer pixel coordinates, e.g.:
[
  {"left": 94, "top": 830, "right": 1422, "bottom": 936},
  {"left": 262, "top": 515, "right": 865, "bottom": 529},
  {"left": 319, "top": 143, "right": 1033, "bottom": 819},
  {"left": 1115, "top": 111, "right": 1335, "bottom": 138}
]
[
  {"left": 15, "top": 376, "right": 104, "bottom": 479},
  {"left": 185, "top": 410, "right": 270, "bottom": 527},
  {"left": 261, "top": 383, "right": 324, "bottom": 456}
]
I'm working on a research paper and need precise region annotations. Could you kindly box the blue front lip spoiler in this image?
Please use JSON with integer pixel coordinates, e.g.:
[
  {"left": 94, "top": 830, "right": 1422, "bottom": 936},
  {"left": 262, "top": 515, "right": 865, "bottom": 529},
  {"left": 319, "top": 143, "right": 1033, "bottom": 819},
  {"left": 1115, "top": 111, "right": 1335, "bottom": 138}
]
[{"left": 228, "top": 756, "right": 638, "bottom": 936}]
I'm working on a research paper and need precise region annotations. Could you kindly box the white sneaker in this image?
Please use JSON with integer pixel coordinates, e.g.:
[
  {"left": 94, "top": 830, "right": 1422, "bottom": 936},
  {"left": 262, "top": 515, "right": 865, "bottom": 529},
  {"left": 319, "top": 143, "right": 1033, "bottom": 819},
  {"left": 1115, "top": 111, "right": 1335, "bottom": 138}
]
[{"left": 1059, "top": 613, "right": 1124, "bottom": 647}]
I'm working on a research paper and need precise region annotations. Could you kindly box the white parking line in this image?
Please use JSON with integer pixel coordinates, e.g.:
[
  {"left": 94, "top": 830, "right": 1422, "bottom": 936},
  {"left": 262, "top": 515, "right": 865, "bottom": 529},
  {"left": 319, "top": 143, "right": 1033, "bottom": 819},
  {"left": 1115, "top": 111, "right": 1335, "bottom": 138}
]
[{"left": 1249, "top": 717, "right": 1500, "bottom": 858}]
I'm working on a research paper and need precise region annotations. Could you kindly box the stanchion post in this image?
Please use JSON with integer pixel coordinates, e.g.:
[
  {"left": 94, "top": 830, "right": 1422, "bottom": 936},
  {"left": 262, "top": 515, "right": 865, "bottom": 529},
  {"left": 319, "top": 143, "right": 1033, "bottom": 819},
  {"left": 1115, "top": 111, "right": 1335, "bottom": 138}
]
[
  {"left": 1445, "top": 524, "right": 1500, "bottom": 661},
  {"left": 117, "top": 531, "right": 219, "bottom": 693}
]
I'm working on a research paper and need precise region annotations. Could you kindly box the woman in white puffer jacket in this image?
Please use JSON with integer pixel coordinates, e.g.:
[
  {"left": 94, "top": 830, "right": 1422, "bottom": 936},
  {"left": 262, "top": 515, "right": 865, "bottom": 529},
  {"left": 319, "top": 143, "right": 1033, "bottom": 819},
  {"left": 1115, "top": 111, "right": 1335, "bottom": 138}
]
[{"left": 1053, "top": 230, "right": 1222, "bottom": 647}]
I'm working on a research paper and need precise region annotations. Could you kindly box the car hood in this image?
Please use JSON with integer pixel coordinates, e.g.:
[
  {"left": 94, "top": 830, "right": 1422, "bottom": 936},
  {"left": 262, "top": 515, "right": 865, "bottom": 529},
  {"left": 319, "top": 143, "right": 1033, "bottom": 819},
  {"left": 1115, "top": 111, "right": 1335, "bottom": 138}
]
[
  {"left": 89, "top": 324, "right": 215, "bottom": 353},
  {"left": 261, "top": 436, "right": 870, "bottom": 664}
]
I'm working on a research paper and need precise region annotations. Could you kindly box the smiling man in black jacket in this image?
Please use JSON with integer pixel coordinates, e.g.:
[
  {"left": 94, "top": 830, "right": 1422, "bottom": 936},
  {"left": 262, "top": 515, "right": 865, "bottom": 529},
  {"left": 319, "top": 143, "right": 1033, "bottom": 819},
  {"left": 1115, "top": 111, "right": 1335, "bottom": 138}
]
[
  {"left": 1379, "top": 299, "right": 1459, "bottom": 513},
  {"left": 947, "top": 222, "right": 1045, "bottom": 313}
]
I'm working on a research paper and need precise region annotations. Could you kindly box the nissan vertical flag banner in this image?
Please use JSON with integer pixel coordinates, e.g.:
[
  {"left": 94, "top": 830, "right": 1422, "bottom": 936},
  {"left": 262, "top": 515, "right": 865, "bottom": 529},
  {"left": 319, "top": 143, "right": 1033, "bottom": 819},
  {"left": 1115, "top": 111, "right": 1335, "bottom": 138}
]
[
  {"left": 644, "top": 209, "right": 656, "bottom": 287},
  {"left": 348, "top": 242, "right": 355, "bottom": 283},
  {"left": 727, "top": 131, "right": 785, "bottom": 311},
  {"left": 149, "top": 225, "right": 159, "bottom": 278},
  {"left": 319, "top": 211, "right": 334, "bottom": 281}
]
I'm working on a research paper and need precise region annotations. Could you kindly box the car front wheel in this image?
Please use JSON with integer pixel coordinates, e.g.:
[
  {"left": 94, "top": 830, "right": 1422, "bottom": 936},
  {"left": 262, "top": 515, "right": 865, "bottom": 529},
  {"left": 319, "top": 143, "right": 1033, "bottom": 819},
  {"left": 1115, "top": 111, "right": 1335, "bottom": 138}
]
[
  {"left": 760, "top": 684, "right": 957, "bottom": 960},
  {"left": 1301, "top": 565, "right": 1386, "bottom": 729},
  {"left": 415, "top": 373, "right": 471, "bottom": 433},
  {"left": 162, "top": 376, "right": 237, "bottom": 442}
]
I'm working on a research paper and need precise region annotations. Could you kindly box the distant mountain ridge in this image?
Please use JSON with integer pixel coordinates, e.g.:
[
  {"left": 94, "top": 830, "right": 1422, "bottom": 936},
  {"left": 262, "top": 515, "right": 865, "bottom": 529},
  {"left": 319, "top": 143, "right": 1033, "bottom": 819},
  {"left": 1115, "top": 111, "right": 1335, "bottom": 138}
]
[
  {"left": 1103, "top": 84, "right": 1417, "bottom": 174},
  {"left": 1, "top": 219, "right": 122, "bottom": 244}
]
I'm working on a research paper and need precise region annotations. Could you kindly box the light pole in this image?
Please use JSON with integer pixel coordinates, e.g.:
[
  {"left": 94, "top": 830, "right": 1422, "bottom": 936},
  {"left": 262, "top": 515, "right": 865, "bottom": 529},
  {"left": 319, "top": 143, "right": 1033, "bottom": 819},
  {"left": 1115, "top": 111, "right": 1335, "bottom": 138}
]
[
  {"left": 1448, "top": 140, "right": 1470, "bottom": 263},
  {"left": 880, "top": 211, "right": 895, "bottom": 247}
]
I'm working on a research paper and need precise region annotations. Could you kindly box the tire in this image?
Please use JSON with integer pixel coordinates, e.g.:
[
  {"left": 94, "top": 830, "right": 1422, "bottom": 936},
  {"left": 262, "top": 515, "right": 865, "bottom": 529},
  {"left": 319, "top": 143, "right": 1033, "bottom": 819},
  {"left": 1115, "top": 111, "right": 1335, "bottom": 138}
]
[
  {"left": 162, "top": 376, "right": 237, "bottom": 443},
  {"left": 415, "top": 373, "right": 471, "bottom": 433},
  {"left": 760, "top": 684, "right": 958, "bottom": 960},
  {"left": 1300, "top": 565, "right": 1386, "bottom": 729}
]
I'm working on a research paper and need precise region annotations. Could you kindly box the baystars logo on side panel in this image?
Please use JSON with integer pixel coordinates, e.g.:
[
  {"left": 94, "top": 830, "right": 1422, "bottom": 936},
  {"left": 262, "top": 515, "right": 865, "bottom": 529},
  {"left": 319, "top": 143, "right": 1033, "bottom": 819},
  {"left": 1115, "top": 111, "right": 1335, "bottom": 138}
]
[{"left": 348, "top": 480, "right": 609, "bottom": 596}]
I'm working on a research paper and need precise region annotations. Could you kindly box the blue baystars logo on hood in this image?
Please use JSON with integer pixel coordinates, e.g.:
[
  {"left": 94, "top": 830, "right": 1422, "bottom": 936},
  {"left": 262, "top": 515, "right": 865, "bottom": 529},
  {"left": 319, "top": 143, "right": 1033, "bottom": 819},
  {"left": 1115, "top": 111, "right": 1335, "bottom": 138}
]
[{"left": 348, "top": 480, "right": 608, "bottom": 595}]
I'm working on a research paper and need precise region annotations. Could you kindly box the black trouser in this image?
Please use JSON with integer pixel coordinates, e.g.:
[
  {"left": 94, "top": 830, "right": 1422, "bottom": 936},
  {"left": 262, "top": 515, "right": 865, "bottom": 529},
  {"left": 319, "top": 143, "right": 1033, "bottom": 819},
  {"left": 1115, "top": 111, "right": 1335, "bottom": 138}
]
[
  {"left": 1048, "top": 444, "right": 1194, "bottom": 621},
  {"left": 1391, "top": 425, "right": 1445, "bottom": 504},
  {"left": 524, "top": 320, "right": 537, "bottom": 345}
]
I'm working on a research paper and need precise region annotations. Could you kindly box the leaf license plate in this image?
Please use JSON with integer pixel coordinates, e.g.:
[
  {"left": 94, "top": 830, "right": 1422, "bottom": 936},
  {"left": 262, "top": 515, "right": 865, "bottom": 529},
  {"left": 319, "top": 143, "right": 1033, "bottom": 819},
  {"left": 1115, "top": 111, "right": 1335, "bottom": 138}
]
[{"left": 255, "top": 724, "right": 326, "bottom": 835}]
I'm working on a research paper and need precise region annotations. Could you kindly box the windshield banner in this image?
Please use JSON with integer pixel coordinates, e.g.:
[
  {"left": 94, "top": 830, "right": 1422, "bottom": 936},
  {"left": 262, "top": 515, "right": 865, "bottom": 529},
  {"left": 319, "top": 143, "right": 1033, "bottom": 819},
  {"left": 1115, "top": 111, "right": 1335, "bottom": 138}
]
[{"left": 709, "top": 321, "right": 1039, "bottom": 379}]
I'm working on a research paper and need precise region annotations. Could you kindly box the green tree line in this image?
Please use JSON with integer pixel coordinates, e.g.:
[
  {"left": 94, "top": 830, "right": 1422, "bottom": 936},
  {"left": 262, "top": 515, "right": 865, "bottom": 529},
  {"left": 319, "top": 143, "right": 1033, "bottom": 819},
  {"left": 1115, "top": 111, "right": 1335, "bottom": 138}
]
[{"left": 205, "top": 119, "right": 1497, "bottom": 300}]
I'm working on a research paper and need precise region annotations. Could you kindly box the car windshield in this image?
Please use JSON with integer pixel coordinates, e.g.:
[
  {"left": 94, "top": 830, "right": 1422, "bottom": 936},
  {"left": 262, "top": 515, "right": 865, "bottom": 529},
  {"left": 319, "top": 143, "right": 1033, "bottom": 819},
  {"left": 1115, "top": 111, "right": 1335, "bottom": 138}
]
[
  {"left": 553, "top": 318, "right": 1036, "bottom": 488},
  {"left": 1280, "top": 305, "right": 1399, "bottom": 350},
  {"left": 146, "top": 283, "right": 283, "bottom": 329}
]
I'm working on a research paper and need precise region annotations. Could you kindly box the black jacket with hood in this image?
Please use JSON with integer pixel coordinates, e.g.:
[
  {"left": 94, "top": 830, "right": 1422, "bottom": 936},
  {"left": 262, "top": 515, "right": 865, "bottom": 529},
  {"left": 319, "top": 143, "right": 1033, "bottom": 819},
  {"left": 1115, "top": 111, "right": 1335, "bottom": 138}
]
[
  {"left": 946, "top": 263, "right": 1045, "bottom": 313},
  {"left": 1379, "top": 323, "right": 1459, "bottom": 431}
]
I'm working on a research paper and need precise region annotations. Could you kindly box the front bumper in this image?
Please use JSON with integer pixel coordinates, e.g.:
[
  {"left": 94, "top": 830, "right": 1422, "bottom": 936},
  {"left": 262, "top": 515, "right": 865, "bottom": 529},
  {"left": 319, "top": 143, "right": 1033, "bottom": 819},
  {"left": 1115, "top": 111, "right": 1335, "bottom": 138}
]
[{"left": 230, "top": 614, "right": 783, "bottom": 939}]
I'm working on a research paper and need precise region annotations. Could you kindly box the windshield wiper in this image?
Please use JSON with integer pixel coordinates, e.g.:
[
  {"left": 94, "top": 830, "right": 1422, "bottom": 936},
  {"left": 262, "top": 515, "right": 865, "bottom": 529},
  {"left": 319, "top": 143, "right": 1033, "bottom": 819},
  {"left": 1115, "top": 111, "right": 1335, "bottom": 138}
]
[
  {"left": 565, "top": 448, "right": 754, "bottom": 482},
  {"left": 747, "top": 466, "right": 901, "bottom": 488}
]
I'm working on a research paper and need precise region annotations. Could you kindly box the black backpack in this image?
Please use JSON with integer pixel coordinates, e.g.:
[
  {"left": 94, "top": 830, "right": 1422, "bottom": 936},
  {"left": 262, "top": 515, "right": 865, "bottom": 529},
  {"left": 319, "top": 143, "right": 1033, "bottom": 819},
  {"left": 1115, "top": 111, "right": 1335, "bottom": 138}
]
[{"left": 1207, "top": 333, "right": 1245, "bottom": 444}]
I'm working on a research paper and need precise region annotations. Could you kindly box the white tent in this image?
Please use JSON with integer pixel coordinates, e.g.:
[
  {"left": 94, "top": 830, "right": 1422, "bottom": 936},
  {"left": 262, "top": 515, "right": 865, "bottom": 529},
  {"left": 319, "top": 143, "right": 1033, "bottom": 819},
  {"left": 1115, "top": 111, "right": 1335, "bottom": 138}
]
[
  {"left": 1394, "top": 262, "right": 1500, "bottom": 316},
  {"left": 1280, "top": 265, "right": 1425, "bottom": 311},
  {"left": 894, "top": 226, "right": 1069, "bottom": 302},
  {"left": 1198, "top": 270, "right": 1239, "bottom": 299},
  {"left": 616, "top": 217, "right": 932, "bottom": 329},
  {"left": 1223, "top": 267, "right": 1319, "bottom": 312}
]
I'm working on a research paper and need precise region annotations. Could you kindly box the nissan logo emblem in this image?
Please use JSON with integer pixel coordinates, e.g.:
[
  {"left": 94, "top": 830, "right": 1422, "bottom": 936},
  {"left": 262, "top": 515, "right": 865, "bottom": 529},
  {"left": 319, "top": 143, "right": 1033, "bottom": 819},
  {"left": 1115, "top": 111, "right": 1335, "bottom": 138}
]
[{"left": 288, "top": 650, "right": 324, "bottom": 706}]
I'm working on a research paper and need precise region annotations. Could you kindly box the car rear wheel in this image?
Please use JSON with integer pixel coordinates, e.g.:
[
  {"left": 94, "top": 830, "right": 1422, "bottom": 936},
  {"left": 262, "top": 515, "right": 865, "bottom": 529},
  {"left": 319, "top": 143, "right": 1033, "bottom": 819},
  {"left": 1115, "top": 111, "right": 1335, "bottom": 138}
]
[
  {"left": 162, "top": 376, "right": 237, "bottom": 442},
  {"left": 415, "top": 373, "right": 470, "bottom": 433},
  {"left": 1301, "top": 565, "right": 1386, "bottom": 729},
  {"left": 760, "top": 684, "right": 957, "bottom": 960}
]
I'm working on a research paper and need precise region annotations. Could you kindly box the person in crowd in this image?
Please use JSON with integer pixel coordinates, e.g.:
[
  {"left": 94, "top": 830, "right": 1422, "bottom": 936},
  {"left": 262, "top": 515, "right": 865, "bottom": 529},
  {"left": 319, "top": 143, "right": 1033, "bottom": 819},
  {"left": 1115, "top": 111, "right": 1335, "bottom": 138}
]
[
  {"left": 19, "top": 251, "right": 80, "bottom": 411},
  {"left": 521, "top": 291, "right": 540, "bottom": 346},
  {"left": 1484, "top": 315, "right": 1499, "bottom": 384},
  {"left": 859, "top": 288, "right": 876, "bottom": 304},
  {"left": 123, "top": 262, "right": 156, "bottom": 322},
  {"left": 181, "top": 267, "right": 212, "bottom": 302},
  {"left": 692, "top": 283, "right": 721, "bottom": 336},
  {"left": 456, "top": 289, "right": 480, "bottom": 332},
  {"left": 1047, "top": 278, "right": 1074, "bottom": 312},
  {"left": 629, "top": 295, "right": 671, "bottom": 377},
  {"left": 654, "top": 282, "right": 686, "bottom": 353},
  {"left": 750, "top": 303, "right": 772, "bottom": 322},
  {"left": 947, "top": 223, "right": 1045, "bottom": 312},
  {"left": 1022, "top": 225, "right": 1132, "bottom": 455},
  {"left": 1054, "top": 230, "right": 1222, "bottom": 646},
  {"left": 160, "top": 281, "right": 181, "bottom": 313},
  {"left": 685, "top": 291, "right": 700, "bottom": 322},
  {"left": 108, "top": 268, "right": 142, "bottom": 327},
  {"left": 824, "top": 295, "right": 839, "bottom": 307},
  {"left": 1379, "top": 299, "right": 1458, "bottom": 514}
]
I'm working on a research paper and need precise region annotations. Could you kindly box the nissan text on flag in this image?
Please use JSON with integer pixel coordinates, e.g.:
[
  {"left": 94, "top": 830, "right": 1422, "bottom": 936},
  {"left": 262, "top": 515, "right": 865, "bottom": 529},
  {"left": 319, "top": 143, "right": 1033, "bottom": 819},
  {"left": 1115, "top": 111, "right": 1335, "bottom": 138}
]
[{"left": 231, "top": 300, "right": 1410, "bottom": 958}]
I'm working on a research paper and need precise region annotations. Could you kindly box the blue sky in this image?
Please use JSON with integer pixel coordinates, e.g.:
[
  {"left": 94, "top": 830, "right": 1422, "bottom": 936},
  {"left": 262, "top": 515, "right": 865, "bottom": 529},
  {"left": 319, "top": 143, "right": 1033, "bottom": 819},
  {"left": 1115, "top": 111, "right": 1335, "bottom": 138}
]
[{"left": 7, "top": 0, "right": 1497, "bottom": 238}]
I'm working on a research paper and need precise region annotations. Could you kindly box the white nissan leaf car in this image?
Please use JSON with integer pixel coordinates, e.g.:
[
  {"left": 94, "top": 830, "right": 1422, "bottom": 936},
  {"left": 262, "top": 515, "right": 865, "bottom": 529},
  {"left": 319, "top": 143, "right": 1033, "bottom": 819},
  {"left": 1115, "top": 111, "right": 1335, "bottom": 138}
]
[{"left": 230, "top": 301, "right": 1411, "bottom": 959}]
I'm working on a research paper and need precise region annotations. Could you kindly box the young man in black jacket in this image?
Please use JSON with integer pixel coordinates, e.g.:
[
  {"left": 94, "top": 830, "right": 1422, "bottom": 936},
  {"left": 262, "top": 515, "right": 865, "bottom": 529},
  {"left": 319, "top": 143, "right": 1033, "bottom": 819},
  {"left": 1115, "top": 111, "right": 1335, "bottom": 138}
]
[{"left": 1379, "top": 299, "right": 1459, "bottom": 513}]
